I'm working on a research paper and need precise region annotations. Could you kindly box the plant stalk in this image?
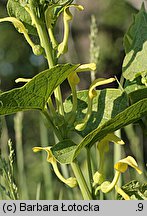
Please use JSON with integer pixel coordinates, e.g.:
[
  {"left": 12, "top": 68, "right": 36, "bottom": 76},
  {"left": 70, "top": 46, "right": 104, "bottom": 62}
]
[
  {"left": 42, "top": 110, "right": 63, "bottom": 141},
  {"left": 71, "top": 161, "right": 92, "bottom": 200},
  {"left": 86, "top": 147, "right": 93, "bottom": 193}
]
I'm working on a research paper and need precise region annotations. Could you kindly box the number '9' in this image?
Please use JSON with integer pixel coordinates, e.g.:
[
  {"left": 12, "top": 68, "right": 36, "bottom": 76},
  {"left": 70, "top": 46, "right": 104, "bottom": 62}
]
[{"left": 138, "top": 203, "right": 143, "bottom": 211}]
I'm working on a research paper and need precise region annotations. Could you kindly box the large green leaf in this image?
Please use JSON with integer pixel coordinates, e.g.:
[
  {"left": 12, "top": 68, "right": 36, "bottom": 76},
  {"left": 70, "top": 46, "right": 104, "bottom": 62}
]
[
  {"left": 64, "top": 89, "right": 128, "bottom": 137},
  {"left": 74, "top": 97, "right": 147, "bottom": 158},
  {"left": 122, "top": 5, "right": 147, "bottom": 81},
  {"left": 0, "top": 64, "right": 78, "bottom": 115},
  {"left": 52, "top": 97, "right": 147, "bottom": 164}
]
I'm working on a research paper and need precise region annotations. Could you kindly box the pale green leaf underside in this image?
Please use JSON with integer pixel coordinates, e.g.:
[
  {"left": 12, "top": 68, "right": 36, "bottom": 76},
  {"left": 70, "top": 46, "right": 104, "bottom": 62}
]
[
  {"left": 7, "top": 0, "right": 31, "bottom": 24},
  {"left": 7, "top": 0, "right": 37, "bottom": 35},
  {"left": 52, "top": 97, "right": 147, "bottom": 163},
  {"left": 51, "top": 140, "right": 77, "bottom": 164},
  {"left": 122, "top": 5, "right": 147, "bottom": 81},
  {"left": 0, "top": 64, "right": 78, "bottom": 115}
]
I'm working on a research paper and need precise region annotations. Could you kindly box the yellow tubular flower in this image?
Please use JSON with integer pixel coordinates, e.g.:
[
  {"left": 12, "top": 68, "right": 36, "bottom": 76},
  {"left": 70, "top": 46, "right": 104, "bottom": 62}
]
[
  {"left": 99, "top": 156, "right": 142, "bottom": 195},
  {"left": 32, "top": 146, "right": 55, "bottom": 163},
  {"left": 115, "top": 185, "right": 130, "bottom": 200},
  {"left": 68, "top": 71, "right": 80, "bottom": 86},
  {"left": 75, "top": 63, "right": 96, "bottom": 73},
  {"left": 45, "top": 5, "right": 58, "bottom": 49},
  {"left": 32, "top": 147, "right": 77, "bottom": 188},
  {"left": 0, "top": 17, "right": 32, "bottom": 49},
  {"left": 100, "top": 171, "right": 121, "bottom": 193},
  {"left": 114, "top": 156, "right": 142, "bottom": 174},
  {"left": 67, "top": 63, "right": 96, "bottom": 124},
  {"left": 57, "top": 4, "right": 84, "bottom": 57},
  {"left": 0, "top": 17, "right": 43, "bottom": 56},
  {"left": 105, "top": 133, "right": 125, "bottom": 145},
  {"left": 75, "top": 78, "right": 115, "bottom": 131},
  {"left": 93, "top": 133, "right": 124, "bottom": 186}
]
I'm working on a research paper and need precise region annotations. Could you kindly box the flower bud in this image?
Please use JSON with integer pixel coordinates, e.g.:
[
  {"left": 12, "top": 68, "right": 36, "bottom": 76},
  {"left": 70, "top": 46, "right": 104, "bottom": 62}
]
[
  {"left": 33, "top": 45, "right": 44, "bottom": 56},
  {"left": 66, "top": 177, "right": 77, "bottom": 188},
  {"left": 93, "top": 171, "right": 103, "bottom": 186}
]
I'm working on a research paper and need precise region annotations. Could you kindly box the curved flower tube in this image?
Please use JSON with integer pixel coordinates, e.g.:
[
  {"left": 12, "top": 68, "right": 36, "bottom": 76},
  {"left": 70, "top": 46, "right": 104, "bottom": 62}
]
[
  {"left": 98, "top": 156, "right": 142, "bottom": 199},
  {"left": 75, "top": 77, "right": 115, "bottom": 131},
  {"left": 57, "top": 4, "right": 84, "bottom": 57},
  {"left": 32, "top": 146, "right": 77, "bottom": 188},
  {"left": 0, "top": 17, "right": 43, "bottom": 56},
  {"left": 93, "top": 133, "right": 124, "bottom": 186},
  {"left": 67, "top": 63, "right": 96, "bottom": 124}
]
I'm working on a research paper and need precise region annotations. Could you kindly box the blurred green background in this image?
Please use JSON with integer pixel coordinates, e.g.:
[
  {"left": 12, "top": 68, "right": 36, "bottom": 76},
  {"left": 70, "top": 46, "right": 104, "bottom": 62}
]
[{"left": 0, "top": 0, "right": 147, "bottom": 199}]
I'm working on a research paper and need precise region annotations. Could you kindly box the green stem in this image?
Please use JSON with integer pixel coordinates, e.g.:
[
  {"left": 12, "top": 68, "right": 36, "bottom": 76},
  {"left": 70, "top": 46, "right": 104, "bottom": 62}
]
[
  {"left": 35, "top": 20, "right": 64, "bottom": 117},
  {"left": 48, "top": 28, "right": 58, "bottom": 49},
  {"left": 34, "top": 15, "right": 64, "bottom": 117},
  {"left": 114, "top": 130, "right": 122, "bottom": 188},
  {"left": 71, "top": 161, "right": 92, "bottom": 200},
  {"left": 86, "top": 147, "right": 93, "bottom": 193},
  {"left": 36, "top": 23, "right": 54, "bottom": 68},
  {"left": 42, "top": 110, "right": 63, "bottom": 141},
  {"left": 68, "top": 85, "right": 77, "bottom": 124},
  {"left": 48, "top": 97, "right": 57, "bottom": 117},
  {"left": 25, "top": 6, "right": 54, "bottom": 68},
  {"left": 39, "top": 115, "right": 54, "bottom": 199},
  {"left": 27, "top": 7, "right": 65, "bottom": 122}
]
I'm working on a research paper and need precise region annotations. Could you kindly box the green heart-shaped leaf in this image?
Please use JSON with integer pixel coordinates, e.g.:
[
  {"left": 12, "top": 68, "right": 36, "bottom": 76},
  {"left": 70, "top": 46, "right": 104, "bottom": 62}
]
[{"left": 0, "top": 64, "right": 78, "bottom": 115}]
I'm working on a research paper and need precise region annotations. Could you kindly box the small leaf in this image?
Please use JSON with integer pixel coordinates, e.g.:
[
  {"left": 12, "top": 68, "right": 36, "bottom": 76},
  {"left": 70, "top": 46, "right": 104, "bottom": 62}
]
[
  {"left": 122, "top": 5, "right": 147, "bottom": 81},
  {"left": 0, "top": 64, "right": 78, "bottom": 116},
  {"left": 51, "top": 140, "right": 77, "bottom": 164},
  {"left": 7, "top": 0, "right": 37, "bottom": 35}
]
